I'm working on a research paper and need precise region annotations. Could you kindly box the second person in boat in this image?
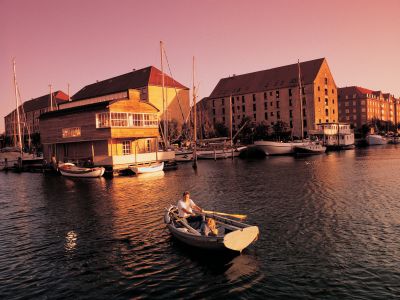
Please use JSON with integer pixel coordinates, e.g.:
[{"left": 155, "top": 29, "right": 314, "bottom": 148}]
[{"left": 177, "top": 191, "right": 204, "bottom": 229}]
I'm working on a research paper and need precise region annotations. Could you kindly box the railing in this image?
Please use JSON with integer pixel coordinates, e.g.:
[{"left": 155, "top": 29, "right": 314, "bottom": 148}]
[{"left": 96, "top": 112, "right": 158, "bottom": 128}]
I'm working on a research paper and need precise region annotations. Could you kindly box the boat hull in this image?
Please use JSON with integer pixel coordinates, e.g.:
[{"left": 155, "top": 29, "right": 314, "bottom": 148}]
[
  {"left": 294, "top": 143, "right": 326, "bottom": 155},
  {"left": 130, "top": 162, "right": 164, "bottom": 174},
  {"left": 164, "top": 206, "right": 258, "bottom": 252},
  {"left": 175, "top": 151, "right": 193, "bottom": 162},
  {"left": 366, "top": 135, "right": 387, "bottom": 145},
  {"left": 59, "top": 163, "right": 105, "bottom": 178},
  {"left": 254, "top": 141, "right": 307, "bottom": 155}
]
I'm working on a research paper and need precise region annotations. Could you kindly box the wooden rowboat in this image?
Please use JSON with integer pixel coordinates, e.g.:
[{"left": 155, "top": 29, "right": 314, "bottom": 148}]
[
  {"left": 58, "top": 163, "right": 105, "bottom": 178},
  {"left": 164, "top": 206, "right": 259, "bottom": 252},
  {"left": 129, "top": 161, "right": 164, "bottom": 174}
]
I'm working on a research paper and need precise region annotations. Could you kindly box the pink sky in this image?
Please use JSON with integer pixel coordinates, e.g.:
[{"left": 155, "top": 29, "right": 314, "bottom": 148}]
[{"left": 1, "top": 0, "right": 400, "bottom": 132}]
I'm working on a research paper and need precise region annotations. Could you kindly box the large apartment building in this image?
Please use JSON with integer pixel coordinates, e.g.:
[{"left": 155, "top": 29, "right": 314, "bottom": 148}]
[
  {"left": 338, "top": 86, "right": 400, "bottom": 129},
  {"left": 4, "top": 91, "right": 69, "bottom": 142},
  {"left": 201, "top": 58, "right": 338, "bottom": 137}
]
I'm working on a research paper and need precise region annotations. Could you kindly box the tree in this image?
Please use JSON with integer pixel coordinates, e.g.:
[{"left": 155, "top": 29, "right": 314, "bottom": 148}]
[
  {"left": 272, "top": 121, "right": 291, "bottom": 141},
  {"left": 214, "top": 122, "right": 228, "bottom": 137},
  {"left": 253, "top": 121, "right": 270, "bottom": 141},
  {"left": 235, "top": 116, "right": 254, "bottom": 144}
]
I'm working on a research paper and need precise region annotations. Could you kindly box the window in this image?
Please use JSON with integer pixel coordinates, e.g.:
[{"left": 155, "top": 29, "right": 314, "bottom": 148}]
[
  {"left": 253, "top": 113, "right": 256, "bottom": 120},
  {"left": 221, "top": 98, "right": 225, "bottom": 106},
  {"left": 62, "top": 127, "right": 81, "bottom": 138},
  {"left": 222, "top": 108, "right": 225, "bottom": 114},
  {"left": 232, "top": 106, "right": 235, "bottom": 113},
  {"left": 325, "top": 98, "right": 329, "bottom": 106},
  {"left": 333, "top": 109, "right": 335, "bottom": 114},
  {"left": 212, "top": 100, "right": 215, "bottom": 107},
  {"left": 318, "top": 97, "right": 321, "bottom": 102},
  {"left": 303, "top": 108, "right": 306, "bottom": 117},
  {"left": 270, "top": 112, "right": 274, "bottom": 117},
  {"left": 332, "top": 89, "right": 334, "bottom": 94},
  {"left": 325, "top": 78, "right": 328, "bottom": 84},
  {"left": 276, "top": 91, "right": 280, "bottom": 98},
  {"left": 253, "top": 104, "right": 257, "bottom": 111},
  {"left": 301, "top": 87, "right": 305, "bottom": 95},
  {"left": 264, "top": 112, "right": 268, "bottom": 120},
  {"left": 302, "top": 98, "right": 306, "bottom": 106},
  {"left": 332, "top": 99, "right": 335, "bottom": 104},
  {"left": 212, "top": 109, "right": 216, "bottom": 115},
  {"left": 325, "top": 109, "right": 329, "bottom": 116},
  {"left": 303, "top": 119, "right": 307, "bottom": 127},
  {"left": 253, "top": 94, "right": 256, "bottom": 102},
  {"left": 264, "top": 92, "right": 267, "bottom": 99},
  {"left": 277, "top": 111, "right": 280, "bottom": 119},
  {"left": 242, "top": 105, "right": 246, "bottom": 112},
  {"left": 96, "top": 112, "right": 158, "bottom": 128},
  {"left": 318, "top": 86, "right": 320, "bottom": 91},
  {"left": 122, "top": 141, "right": 131, "bottom": 155},
  {"left": 269, "top": 91, "right": 273, "bottom": 96},
  {"left": 289, "top": 99, "right": 292, "bottom": 106},
  {"left": 232, "top": 97, "right": 235, "bottom": 104},
  {"left": 276, "top": 101, "right": 280, "bottom": 108},
  {"left": 289, "top": 89, "right": 292, "bottom": 97},
  {"left": 289, "top": 110, "right": 293, "bottom": 118},
  {"left": 290, "top": 120, "right": 293, "bottom": 128},
  {"left": 324, "top": 89, "right": 328, "bottom": 96},
  {"left": 270, "top": 102, "right": 273, "bottom": 107},
  {"left": 264, "top": 102, "right": 268, "bottom": 109},
  {"left": 222, "top": 117, "right": 225, "bottom": 123}
]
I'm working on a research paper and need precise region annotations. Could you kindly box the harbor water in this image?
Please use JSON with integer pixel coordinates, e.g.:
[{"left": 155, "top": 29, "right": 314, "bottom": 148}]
[{"left": 1, "top": 145, "right": 400, "bottom": 299}]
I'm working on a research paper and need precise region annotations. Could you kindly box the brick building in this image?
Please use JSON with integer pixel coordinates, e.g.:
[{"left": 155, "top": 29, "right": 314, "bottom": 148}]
[
  {"left": 4, "top": 91, "right": 69, "bottom": 143},
  {"left": 338, "top": 86, "right": 400, "bottom": 129},
  {"left": 200, "top": 58, "right": 338, "bottom": 137}
]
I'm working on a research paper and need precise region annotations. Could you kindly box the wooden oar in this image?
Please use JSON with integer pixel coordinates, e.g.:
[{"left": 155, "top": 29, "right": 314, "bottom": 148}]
[{"left": 203, "top": 210, "right": 247, "bottom": 220}]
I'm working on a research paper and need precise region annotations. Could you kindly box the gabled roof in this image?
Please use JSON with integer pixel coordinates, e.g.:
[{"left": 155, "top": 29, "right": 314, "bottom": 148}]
[
  {"left": 72, "top": 66, "right": 188, "bottom": 101},
  {"left": 6, "top": 91, "right": 69, "bottom": 116},
  {"left": 209, "top": 58, "right": 326, "bottom": 99},
  {"left": 338, "top": 86, "right": 374, "bottom": 98}
]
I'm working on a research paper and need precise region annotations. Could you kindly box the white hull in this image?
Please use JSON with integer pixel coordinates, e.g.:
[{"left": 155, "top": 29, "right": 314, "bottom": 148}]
[
  {"left": 294, "top": 143, "right": 326, "bottom": 155},
  {"left": 253, "top": 141, "right": 307, "bottom": 155},
  {"left": 130, "top": 162, "right": 164, "bottom": 174},
  {"left": 175, "top": 150, "right": 193, "bottom": 162},
  {"left": 59, "top": 163, "right": 105, "bottom": 178},
  {"left": 197, "top": 149, "right": 241, "bottom": 159},
  {"left": 366, "top": 134, "right": 387, "bottom": 145}
]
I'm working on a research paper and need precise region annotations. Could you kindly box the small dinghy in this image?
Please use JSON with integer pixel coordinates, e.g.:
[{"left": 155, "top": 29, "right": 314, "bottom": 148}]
[
  {"left": 164, "top": 206, "right": 259, "bottom": 252},
  {"left": 129, "top": 161, "right": 164, "bottom": 174},
  {"left": 58, "top": 163, "right": 105, "bottom": 178}
]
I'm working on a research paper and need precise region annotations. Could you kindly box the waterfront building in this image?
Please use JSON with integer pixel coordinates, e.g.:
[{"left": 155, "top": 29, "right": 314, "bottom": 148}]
[
  {"left": 4, "top": 91, "right": 69, "bottom": 144},
  {"left": 338, "top": 86, "right": 400, "bottom": 130},
  {"left": 309, "top": 122, "right": 355, "bottom": 149},
  {"left": 67, "top": 66, "right": 190, "bottom": 131},
  {"left": 39, "top": 89, "right": 173, "bottom": 170},
  {"left": 200, "top": 58, "right": 338, "bottom": 137}
]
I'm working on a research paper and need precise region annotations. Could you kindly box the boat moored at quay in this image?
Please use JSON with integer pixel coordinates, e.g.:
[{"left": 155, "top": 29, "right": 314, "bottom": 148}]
[{"left": 309, "top": 123, "right": 355, "bottom": 150}]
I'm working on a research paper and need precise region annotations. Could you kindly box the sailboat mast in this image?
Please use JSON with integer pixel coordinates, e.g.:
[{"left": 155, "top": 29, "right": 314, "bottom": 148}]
[
  {"left": 192, "top": 56, "right": 197, "bottom": 168},
  {"left": 12, "top": 58, "right": 23, "bottom": 154},
  {"left": 160, "top": 41, "right": 168, "bottom": 148},
  {"left": 298, "top": 60, "right": 304, "bottom": 140},
  {"left": 229, "top": 94, "right": 233, "bottom": 158}
]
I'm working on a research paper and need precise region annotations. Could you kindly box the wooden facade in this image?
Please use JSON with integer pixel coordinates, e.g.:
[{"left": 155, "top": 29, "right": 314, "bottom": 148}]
[{"left": 40, "top": 89, "right": 174, "bottom": 169}]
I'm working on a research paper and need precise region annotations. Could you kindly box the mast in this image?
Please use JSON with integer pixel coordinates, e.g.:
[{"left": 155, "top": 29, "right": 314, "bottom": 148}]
[
  {"left": 229, "top": 94, "right": 233, "bottom": 159},
  {"left": 12, "top": 58, "right": 23, "bottom": 155},
  {"left": 298, "top": 59, "right": 304, "bottom": 140},
  {"left": 160, "top": 41, "right": 168, "bottom": 149},
  {"left": 49, "top": 84, "right": 53, "bottom": 111},
  {"left": 192, "top": 56, "right": 197, "bottom": 168}
]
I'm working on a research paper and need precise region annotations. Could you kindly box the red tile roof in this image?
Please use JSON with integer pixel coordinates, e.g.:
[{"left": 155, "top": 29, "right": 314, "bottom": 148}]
[
  {"left": 72, "top": 66, "right": 188, "bottom": 101},
  {"left": 209, "top": 58, "right": 326, "bottom": 99}
]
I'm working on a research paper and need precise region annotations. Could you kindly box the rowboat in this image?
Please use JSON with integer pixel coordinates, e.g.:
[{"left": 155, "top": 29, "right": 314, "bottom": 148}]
[
  {"left": 129, "top": 161, "right": 164, "bottom": 174},
  {"left": 164, "top": 206, "right": 259, "bottom": 252},
  {"left": 58, "top": 163, "right": 105, "bottom": 178}
]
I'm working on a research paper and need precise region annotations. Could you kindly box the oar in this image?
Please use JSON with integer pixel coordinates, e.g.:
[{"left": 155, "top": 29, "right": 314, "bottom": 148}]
[{"left": 203, "top": 210, "right": 247, "bottom": 220}]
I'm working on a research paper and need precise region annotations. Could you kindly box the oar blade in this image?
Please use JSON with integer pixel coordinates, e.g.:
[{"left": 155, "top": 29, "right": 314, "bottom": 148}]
[{"left": 223, "top": 226, "right": 259, "bottom": 252}]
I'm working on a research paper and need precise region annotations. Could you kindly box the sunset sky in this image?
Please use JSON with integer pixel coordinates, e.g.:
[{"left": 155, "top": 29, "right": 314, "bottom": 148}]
[{"left": 1, "top": 0, "right": 400, "bottom": 132}]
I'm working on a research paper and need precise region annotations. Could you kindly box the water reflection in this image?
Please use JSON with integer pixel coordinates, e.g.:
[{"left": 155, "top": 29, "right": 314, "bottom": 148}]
[{"left": 65, "top": 230, "right": 77, "bottom": 251}]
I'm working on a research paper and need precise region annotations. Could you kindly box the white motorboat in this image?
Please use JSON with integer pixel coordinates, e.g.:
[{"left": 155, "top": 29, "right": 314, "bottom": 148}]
[
  {"left": 366, "top": 134, "right": 387, "bottom": 146},
  {"left": 293, "top": 141, "right": 326, "bottom": 155},
  {"left": 129, "top": 161, "right": 164, "bottom": 174},
  {"left": 175, "top": 150, "right": 193, "bottom": 162},
  {"left": 58, "top": 163, "right": 105, "bottom": 178},
  {"left": 164, "top": 206, "right": 259, "bottom": 252}
]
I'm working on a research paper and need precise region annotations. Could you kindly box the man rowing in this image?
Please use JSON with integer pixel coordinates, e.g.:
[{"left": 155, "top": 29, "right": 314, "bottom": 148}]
[{"left": 177, "top": 191, "right": 204, "bottom": 229}]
